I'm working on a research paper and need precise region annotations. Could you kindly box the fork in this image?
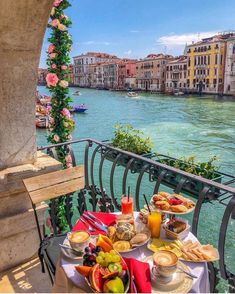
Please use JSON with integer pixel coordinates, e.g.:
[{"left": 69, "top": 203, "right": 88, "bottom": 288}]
[
  {"left": 80, "top": 217, "right": 96, "bottom": 232},
  {"left": 87, "top": 212, "right": 108, "bottom": 228}
]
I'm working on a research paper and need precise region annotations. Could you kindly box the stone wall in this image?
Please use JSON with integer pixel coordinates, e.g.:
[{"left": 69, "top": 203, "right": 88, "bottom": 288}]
[
  {"left": 0, "top": 0, "right": 53, "bottom": 169},
  {"left": 0, "top": 152, "right": 62, "bottom": 272}
]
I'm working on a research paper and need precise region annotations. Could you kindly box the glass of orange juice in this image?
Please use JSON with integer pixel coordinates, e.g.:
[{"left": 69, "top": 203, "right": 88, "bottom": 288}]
[{"left": 148, "top": 212, "right": 161, "bottom": 238}]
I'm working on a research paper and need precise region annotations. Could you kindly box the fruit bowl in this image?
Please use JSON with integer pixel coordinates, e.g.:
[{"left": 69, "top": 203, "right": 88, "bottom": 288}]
[{"left": 75, "top": 235, "right": 130, "bottom": 293}]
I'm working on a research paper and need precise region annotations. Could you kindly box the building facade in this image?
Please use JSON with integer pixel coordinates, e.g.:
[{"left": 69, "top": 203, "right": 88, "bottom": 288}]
[
  {"left": 186, "top": 33, "right": 235, "bottom": 94},
  {"left": 103, "top": 62, "right": 119, "bottom": 89},
  {"left": 67, "top": 64, "right": 74, "bottom": 86},
  {"left": 73, "top": 52, "right": 118, "bottom": 87},
  {"left": 166, "top": 56, "right": 187, "bottom": 93},
  {"left": 224, "top": 37, "right": 235, "bottom": 95},
  {"left": 136, "top": 54, "right": 173, "bottom": 91},
  {"left": 117, "top": 59, "right": 137, "bottom": 90}
]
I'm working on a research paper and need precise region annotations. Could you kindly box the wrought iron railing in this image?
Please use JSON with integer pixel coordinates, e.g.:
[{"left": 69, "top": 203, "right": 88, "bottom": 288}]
[{"left": 38, "top": 138, "right": 235, "bottom": 293}]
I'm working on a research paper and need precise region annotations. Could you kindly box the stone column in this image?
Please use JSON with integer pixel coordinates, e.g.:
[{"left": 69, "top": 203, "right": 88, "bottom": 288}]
[{"left": 0, "top": 0, "right": 53, "bottom": 169}]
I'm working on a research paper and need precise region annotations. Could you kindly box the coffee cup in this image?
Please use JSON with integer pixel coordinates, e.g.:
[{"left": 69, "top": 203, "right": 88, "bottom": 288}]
[
  {"left": 68, "top": 230, "right": 90, "bottom": 252},
  {"left": 152, "top": 250, "right": 178, "bottom": 283}
]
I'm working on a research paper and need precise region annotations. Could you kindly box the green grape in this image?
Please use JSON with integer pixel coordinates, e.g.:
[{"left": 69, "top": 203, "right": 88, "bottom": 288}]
[
  {"left": 98, "top": 251, "right": 105, "bottom": 257},
  {"left": 96, "top": 256, "right": 103, "bottom": 264},
  {"left": 113, "top": 255, "right": 121, "bottom": 262},
  {"left": 109, "top": 250, "right": 116, "bottom": 256},
  {"left": 106, "top": 255, "right": 112, "bottom": 264}
]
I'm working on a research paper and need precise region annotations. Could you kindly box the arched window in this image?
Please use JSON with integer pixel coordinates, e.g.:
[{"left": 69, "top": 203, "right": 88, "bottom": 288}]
[{"left": 204, "top": 56, "right": 207, "bottom": 65}]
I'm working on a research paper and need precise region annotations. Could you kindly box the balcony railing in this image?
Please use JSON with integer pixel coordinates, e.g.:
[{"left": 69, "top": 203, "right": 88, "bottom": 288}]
[{"left": 38, "top": 138, "right": 235, "bottom": 292}]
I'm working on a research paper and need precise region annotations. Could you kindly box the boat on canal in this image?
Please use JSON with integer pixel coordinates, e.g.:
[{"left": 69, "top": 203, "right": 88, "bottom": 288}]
[
  {"left": 70, "top": 104, "right": 87, "bottom": 113},
  {"left": 127, "top": 91, "right": 139, "bottom": 98},
  {"left": 73, "top": 90, "right": 81, "bottom": 96}
]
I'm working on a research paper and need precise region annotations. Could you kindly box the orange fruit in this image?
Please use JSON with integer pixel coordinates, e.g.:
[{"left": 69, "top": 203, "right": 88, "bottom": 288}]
[
  {"left": 75, "top": 265, "right": 91, "bottom": 278},
  {"left": 89, "top": 264, "right": 104, "bottom": 292},
  {"left": 96, "top": 234, "right": 113, "bottom": 252}
]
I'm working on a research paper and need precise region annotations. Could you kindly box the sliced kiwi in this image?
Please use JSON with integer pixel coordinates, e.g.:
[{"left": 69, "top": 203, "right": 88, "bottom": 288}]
[{"left": 108, "top": 262, "right": 122, "bottom": 273}]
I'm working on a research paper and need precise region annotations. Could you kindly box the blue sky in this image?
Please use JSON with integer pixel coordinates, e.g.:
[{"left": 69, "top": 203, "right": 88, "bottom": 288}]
[{"left": 39, "top": 0, "right": 235, "bottom": 67}]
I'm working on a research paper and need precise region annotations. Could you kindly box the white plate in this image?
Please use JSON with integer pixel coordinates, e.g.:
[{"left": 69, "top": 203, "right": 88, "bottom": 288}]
[
  {"left": 150, "top": 197, "right": 195, "bottom": 215},
  {"left": 143, "top": 255, "right": 193, "bottom": 293}
]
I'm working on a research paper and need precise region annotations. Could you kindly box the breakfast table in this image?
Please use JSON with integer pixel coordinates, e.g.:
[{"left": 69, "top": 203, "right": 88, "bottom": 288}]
[{"left": 52, "top": 212, "right": 210, "bottom": 293}]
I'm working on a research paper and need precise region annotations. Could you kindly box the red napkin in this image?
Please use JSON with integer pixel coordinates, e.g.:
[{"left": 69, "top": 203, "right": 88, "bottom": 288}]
[
  {"left": 72, "top": 211, "right": 116, "bottom": 235},
  {"left": 124, "top": 257, "right": 152, "bottom": 293}
]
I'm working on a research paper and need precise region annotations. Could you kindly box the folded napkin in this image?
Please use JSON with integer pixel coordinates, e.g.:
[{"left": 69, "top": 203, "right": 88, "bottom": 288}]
[
  {"left": 72, "top": 211, "right": 116, "bottom": 235},
  {"left": 124, "top": 257, "right": 152, "bottom": 293}
]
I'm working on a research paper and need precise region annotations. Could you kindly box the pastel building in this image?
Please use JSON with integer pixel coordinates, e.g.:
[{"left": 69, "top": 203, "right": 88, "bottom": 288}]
[
  {"left": 73, "top": 52, "right": 118, "bottom": 87},
  {"left": 186, "top": 33, "right": 235, "bottom": 94},
  {"left": 136, "top": 54, "right": 173, "bottom": 91},
  {"left": 166, "top": 56, "right": 187, "bottom": 93},
  {"left": 224, "top": 36, "right": 235, "bottom": 95},
  {"left": 117, "top": 59, "right": 137, "bottom": 90},
  {"left": 103, "top": 62, "right": 120, "bottom": 89}
]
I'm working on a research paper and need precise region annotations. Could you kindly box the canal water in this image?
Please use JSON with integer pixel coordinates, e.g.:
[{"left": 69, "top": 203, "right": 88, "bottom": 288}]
[{"left": 37, "top": 86, "right": 235, "bottom": 291}]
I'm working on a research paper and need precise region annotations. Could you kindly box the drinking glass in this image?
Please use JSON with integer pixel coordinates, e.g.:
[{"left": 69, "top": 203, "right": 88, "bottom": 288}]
[{"left": 147, "top": 212, "right": 161, "bottom": 238}]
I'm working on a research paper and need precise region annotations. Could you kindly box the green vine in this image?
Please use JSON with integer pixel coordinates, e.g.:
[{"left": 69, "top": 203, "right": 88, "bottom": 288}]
[{"left": 46, "top": 0, "right": 74, "bottom": 232}]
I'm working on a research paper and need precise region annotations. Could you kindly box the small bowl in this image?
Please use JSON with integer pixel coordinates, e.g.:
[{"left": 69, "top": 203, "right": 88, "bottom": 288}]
[
  {"left": 67, "top": 230, "right": 90, "bottom": 252},
  {"left": 163, "top": 218, "right": 190, "bottom": 240}
]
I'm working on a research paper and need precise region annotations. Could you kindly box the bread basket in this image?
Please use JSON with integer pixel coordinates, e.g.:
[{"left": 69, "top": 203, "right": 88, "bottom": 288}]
[{"left": 163, "top": 218, "right": 190, "bottom": 240}]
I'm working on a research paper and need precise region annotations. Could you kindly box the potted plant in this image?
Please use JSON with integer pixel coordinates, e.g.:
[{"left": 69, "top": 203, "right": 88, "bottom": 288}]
[
  {"left": 100, "top": 124, "right": 154, "bottom": 172},
  {"left": 154, "top": 155, "right": 222, "bottom": 197}
]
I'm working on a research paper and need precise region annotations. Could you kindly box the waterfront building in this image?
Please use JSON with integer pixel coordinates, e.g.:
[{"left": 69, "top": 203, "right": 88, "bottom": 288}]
[
  {"left": 103, "top": 62, "right": 120, "bottom": 89},
  {"left": 186, "top": 32, "right": 235, "bottom": 94},
  {"left": 73, "top": 52, "right": 118, "bottom": 87},
  {"left": 67, "top": 64, "right": 74, "bottom": 86},
  {"left": 136, "top": 54, "right": 173, "bottom": 91},
  {"left": 117, "top": 59, "right": 137, "bottom": 90},
  {"left": 37, "top": 68, "right": 47, "bottom": 85},
  {"left": 165, "top": 56, "right": 187, "bottom": 93},
  {"left": 224, "top": 36, "right": 235, "bottom": 95}
]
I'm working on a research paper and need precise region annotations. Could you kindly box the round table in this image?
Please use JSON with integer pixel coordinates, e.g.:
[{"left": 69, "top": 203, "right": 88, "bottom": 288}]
[{"left": 52, "top": 213, "right": 210, "bottom": 293}]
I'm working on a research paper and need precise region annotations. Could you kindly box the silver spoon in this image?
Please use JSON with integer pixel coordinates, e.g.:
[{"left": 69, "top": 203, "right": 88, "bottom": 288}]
[
  {"left": 80, "top": 217, "right": 96, "bottom": 232},
  {"left": 177, "top": 267, "right": 198, "bottom": 279}
]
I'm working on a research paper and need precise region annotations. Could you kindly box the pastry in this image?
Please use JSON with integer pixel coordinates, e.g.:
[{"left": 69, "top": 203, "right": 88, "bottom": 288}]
[
  {"left": 116, "top": 223, "right": 135, "bottom": 241},
  {"left": 107, "top": 226, "right": 117, "bottom": 242},
  {"left": 168, "top": 220, "right": 186, "bottom": 233},
  {"left": 154, "top": 200, "right": 171, "bottom": 211},
  {"left": 116, "top": 214, "right": 134, "bottom": 225},
  {"left": 130, "top": 233, "right": 148, "bottom": 247},
  {"left": 113, "top": 241, "right": 131, "bottom": 252},
  {"left": 152, "top": 194, "right": 166, "bottom": 202},
  {"left": 170, "top": 204, "right": 188, "bottom": 213},
  {"left": 158, "top": 191, "right": 171, "bottom": 199},
  {"left": 139, "top": 209, "right": 149, "bottom": 224}
]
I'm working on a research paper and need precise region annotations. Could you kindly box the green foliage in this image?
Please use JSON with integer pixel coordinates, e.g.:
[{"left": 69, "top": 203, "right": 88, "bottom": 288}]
[
  {"left": 111, "top": 124, "right": 153, "bottom": 155},
  {"left": 46, "top": 0, "right": 73, "bottom": 232},
  {"left": 159, "top": 155, "right": 219, "bottom": 180}
]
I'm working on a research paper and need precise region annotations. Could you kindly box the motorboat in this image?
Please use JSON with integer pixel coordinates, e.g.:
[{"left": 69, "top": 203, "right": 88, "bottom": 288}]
[
  {"left": 127, "top": 91, "right": 139, "bottom": 98},
  {"left": 174, "top": 91, "right": 185, "bottom": 96},
  {"left": 35, "top": 115, "right": 49, "bottom": 128},
  {"left": 73, "top": 90, "right": 81, "bottom": 96},
  {"left": 70, "top": 104, "right": 87, "bottom": 113}
]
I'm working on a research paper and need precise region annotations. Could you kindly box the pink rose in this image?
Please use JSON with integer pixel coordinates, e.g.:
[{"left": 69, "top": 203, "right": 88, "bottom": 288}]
[
  {"left": 61, "top": 65, "right": 68, "bottom": 70},
  {"left": 46, "top": 73, "right": 59, "bottom": 87},
  {"left": 65, "top": 155, "right": 72, "bottom": 163},
  {"left": 66, "top": 163, "right": 73, "bottom": 169},
  {"left": 50, "top": 53, "right": 57, "bottom": 59},
  {"left": 48, "top": 44, "right": 55, "bottom": 53},
  {"left": 61, "top": 108, "right": 71, "bottom": 118},
  {"left": 67, "top": 134, "right": 72, "bottom": 140},
  {"left": 51, "top": 19, "right": 60, "bottom": 27},
  {"left": 51, "top": 64, "right": 57, "bottom": 69},
  {"left": 53, "top": 134, "right": 60, "bottom": 142},
  {"left": 53, "top": 0, "right": 62, "bottom": 7}
]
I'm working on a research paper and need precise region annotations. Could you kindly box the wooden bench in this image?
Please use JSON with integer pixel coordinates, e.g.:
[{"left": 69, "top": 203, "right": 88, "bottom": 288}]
[{"left": 23, "top": 166, "right": 84, "bottom": 240}]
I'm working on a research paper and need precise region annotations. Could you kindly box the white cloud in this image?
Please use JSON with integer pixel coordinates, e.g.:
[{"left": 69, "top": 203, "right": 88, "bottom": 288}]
[
  {"left": 124, "top": 50, "right": 132, "bottom": 55},
  {"left": 81, "top": 41, "right": 110, "bottom": 45},
  {"left": 157, "top": 31, "right": 218, "bottom": 46},
  {"left": 130, "top": 30, "right": 140, "bottom": 33}
]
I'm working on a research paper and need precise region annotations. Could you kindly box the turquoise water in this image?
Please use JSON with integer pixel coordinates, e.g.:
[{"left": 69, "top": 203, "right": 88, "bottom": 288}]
[
  {"left": 37, "top": 86, "right": 235, "bottom": 291},
  {"left": 37, "top": 86, "right": 235, "bottom": 175}
]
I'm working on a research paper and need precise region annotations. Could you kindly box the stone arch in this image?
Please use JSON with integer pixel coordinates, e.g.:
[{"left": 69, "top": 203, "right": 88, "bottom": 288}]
[{"left": 0, "top": 0, "right": 53, "bottom": 169}]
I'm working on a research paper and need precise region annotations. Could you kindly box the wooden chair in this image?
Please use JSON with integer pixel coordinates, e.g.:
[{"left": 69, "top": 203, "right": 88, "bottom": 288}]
[{"left": 23, "top": 165, "right": 84, "bottom": 282}]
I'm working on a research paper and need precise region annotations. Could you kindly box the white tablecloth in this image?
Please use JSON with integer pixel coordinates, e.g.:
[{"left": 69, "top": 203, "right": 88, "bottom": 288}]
[{"left": 53, "top": 214, "right": 210, "bottom": 293}]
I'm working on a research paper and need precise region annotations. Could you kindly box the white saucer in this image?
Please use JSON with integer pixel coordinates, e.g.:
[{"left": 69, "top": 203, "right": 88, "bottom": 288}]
[{"left": 143, "top": 256, "right": 193, "bottom": 293}]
